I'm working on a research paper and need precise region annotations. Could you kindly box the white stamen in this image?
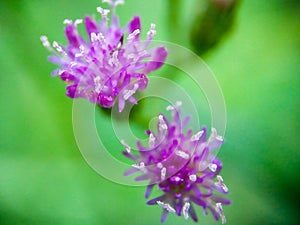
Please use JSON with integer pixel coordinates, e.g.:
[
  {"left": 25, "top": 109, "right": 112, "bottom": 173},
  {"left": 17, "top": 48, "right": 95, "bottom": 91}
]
[
  {"left": 208, "top": 163, "right": 217, "bottom": 172},
  {"left": 157, "top": 162, "right": 163, "bottom": 169},
  {"left": 58, "top": 70, "right": 66, "bottom": 76},
  {"left": 52, "top": 41, "right": 61, "bottom": 50},
  {"left": 166, "top": 105, "right": 174, "bottom": 111},
  {"left": 157, "top": 201, "right": 176, "bottom": 213},
  {"left": 190, "top": 130, "right": 204, "bottom": 141},
  {"left": 175, "top": 101, "right": 182, "bottom": 107},
  {"left": 175, "top": 150, "right": 190, "bottom": 160},
  {"left": 208, "top": 127, "right": 218, "bottom": 142},
  {"left": 127, "top": 29, "right": 140, "bottom": 40},
  {"left": 91, "top": 32, "right": 106, "bottom": 46},
  {"left": 216, "top": 135, "right": 224, "bottom": 142},
  {"left": 121, "top": 140, "right": 131, "bottom": 153},
  {"left": 217, "top": 175, "right": 223, "bottom": 182},
  {"left": 174, "top": 176, "right": 182, "bottom": 182},
  {"left": 74, "top": 19, "right": 83, "bottom": 26},
  {"left": 97, "top": 6, "right": 110, "bottom": 27},
  {"left": 189, "top": 174, "right": 197, "bottom": 182},
  {"left": 216, "top": 175, "right": 229, "bottom": 192},
  {"left": 216, "top": 203, "right": 226, "bottom": 224},
  {"left": 40, "top": 36, "right": 51, "bottom": 50},
  {"left": 97, "top": 7, "right": 110, "bottom": 17},
  {"left": 211, "top": 127, "right": 217, "bottom": 135},
  {"left": 53, "top": 41, "right": 67, "bottom": 55},
  {"left": 161, "top": 167, "right": 166, "bottom": 180},
  {"left": 70, "top": 62, "right": 77, "bottom": 67},
  {"left": 147, "top": 23, "right": 156, "bottom": 38},
  {"left": 63, "top": 19, "right": 72, "bottom": 25},
  {"left": 149, "top": 133, "right": 156, "bottom": 147},
  {"left": 108, "top": 50, "right": 119, "bottom": 66},
  {"left": 158, "top": 115, "right": 168, "bottom": 130},
  {"left": 90, "top": 33, "right": 97, "bottom": 42},
  {"left": 182, "top": 202, "right": 190, "bottom": 219},
  {"left": 208, "top": 128, "right": 224, "bottom": 143},
  {"left": 116, "top": 41, "right": 122, "bottom": 50},
  {"left": 131, "top": 49, "right": 148, "bottom": 59},
  {"left": 123, "top": 83, "right": 139, "bottom": 100},
  {"left": 79, "top": 45, "right": 85, "bottom": 51},
  {"left": 127, "top": 51, "right": 145, "bottom": 62},
  {"left": 75, "top": 45, "right": 85, "bottom": 58},
  {"left": 132, "top": 162, "right": 145, "bottom": 169},
  {"left": 127, "top": 53, "right": 138, "bottom": 61},
  {"left": 94, "top": 78, "right": 102, "bottom": 92},
  {"left": 91, "top": 32, "right": 99, "bottom": 42}
]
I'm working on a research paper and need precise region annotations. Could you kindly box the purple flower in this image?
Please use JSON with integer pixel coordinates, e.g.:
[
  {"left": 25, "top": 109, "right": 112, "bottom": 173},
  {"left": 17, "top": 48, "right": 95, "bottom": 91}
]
[
  {"left": 122, "top": 102, "right": 230, "bottom": 223},
  {"left": 41, "top": 0, "right": 167, "bottom": 112}
]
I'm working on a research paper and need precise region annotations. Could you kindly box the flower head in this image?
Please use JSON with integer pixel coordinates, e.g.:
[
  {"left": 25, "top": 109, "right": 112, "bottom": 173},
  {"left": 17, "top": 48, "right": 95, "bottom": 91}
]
[
  {"left": 123, "top": 102, "right": 230, "bottom": 223},
  {"left": 41, "top": 0, "right": 167, "bottom": 111}
]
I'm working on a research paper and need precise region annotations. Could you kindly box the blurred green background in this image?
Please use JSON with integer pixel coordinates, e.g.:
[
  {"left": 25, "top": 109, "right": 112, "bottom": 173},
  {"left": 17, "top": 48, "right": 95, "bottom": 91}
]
[{"left": 0, "top": 0, "right": 299, "bottom": 224}]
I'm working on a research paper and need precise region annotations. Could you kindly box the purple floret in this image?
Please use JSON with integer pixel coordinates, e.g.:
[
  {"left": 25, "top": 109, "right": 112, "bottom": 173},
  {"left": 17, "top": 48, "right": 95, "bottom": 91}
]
[
  {"left": 123, "top": 102, "right": 230, "bottom": 223},
  {"left": 41, "top": 0, "right": 167, "bottom": 111}
]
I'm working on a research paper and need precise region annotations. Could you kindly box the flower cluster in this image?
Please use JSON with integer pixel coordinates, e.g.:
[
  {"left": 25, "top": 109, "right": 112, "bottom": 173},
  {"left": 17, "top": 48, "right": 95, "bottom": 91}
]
[
  {"left": 41, "top": 0, "right": 167, "bottom": 111},
  {"left": 122, "top": 102, "right": 230, "bottom": 223},
  {"left": 41, "top": 0, "right": 230, "bottom": 222}
]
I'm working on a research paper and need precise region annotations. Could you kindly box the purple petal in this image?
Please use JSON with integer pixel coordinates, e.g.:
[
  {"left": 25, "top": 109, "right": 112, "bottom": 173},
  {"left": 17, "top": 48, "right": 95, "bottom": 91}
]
[
  {"left": 160, "top": 209, "right": 169, "bottom": 223},
  {"left": 118, "top": 97, "right": 125, "bottom": 112},
  {"left": 208, "top": 204, "right": 220, "bottom": 221},
  {"left": 208, "top": 139, "right": 224, "bottom": 150},
  {"left": 123, "top": 167, "right": 139, "bottom": 176},
  {"left": 48, "top": 55, "right": 63, "bottom": 65},
  {"left": 136, "top": 140, "right": 149, "bottom": 152},
  {"left": 51, "top": 69, "right": 61, "bottom": 76},
  {"left": 211, "top": 196, "right": 231, "bottom": 205},
  {"left": 175, "top": 201, "right": 183, "bottom": 216},
  {"left": 128, "top": 16, "right": 141, "bottom": 34},
  {"left": 66, "top": 84, "right": 78, "bottom": 98},
  {"left": 189, "top": 204, "right": 198, "bottom": 222},
  {"left": 60, "top": 71, "right": 76, "bottom": 82},
  {"left": 147, "top": 195, "right": 166, "bottom": 205},
  {"left": 142, "top": 46, "right": 168, "bottom": 73},
  {"left": 65, "top": 24, "right": 81, "bottom": 47},
  {"left": 128, "top": 96, "right": 137, "bottom": 104},
  {"left": 135, "top": 174, "right": 149, "bottom": 181},
  {"left": 182, "top": 116, "right": 190, "bottom": 129},
  {"left": 137, "top": 74, "right": 148, "bottom": 90},
  {"left": 192, "top": 186, "right": 202, "bottom": 198},
  {"left": 145, "top": 184, "right": 155, "bottom": 198},
  {"left": 122, "top": 151, "right": 137, "bottom": 161},
  {"left": 199, "top": 126, "right": 207, "bottom": 142},
  {"left": 84, "top": 16, "right": 99, "bottom": 37},
  {"left": 190, "top": 196, "right": 206, "bottom": 208},
  {"left": 98, "top": 94, "right": 115, "bottom": 108}
]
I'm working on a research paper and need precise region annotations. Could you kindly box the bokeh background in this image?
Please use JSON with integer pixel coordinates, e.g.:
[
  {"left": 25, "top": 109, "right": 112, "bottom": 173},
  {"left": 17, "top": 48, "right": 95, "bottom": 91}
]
[{"left": 1, "top": 0, "right": 299, "bottom": 224}]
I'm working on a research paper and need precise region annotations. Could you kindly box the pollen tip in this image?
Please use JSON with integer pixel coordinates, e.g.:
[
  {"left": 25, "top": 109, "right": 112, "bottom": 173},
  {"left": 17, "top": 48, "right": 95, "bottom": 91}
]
[
  {"left": 175, "top": 101, "right": 182, "bottom": 107},
  {"left": 121, "top": 140, "right": 131, "bottom": 153},
  {"left": 166, "top": 105, "right": 174, "bottom": 111},
  {"left": 40, "top": 35, "right": 50, "bottom": 48},
  {"left": 189, "top": 174, "right": 197, "bottom": 182},
  {"left": 63, "top": 19, "right": 72, "bottom": 25},
  {"left": 182, "top": 202, "right": 190, "bottom": 220},
  {"left": 74, "top": 19, "right": 83, "bottom": 26},
  {"left": 208, "top": 163, "right": 217, "bottom": 172},
  {"left": 157, "top": 201, "right": 176, "bottom": 213}
]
